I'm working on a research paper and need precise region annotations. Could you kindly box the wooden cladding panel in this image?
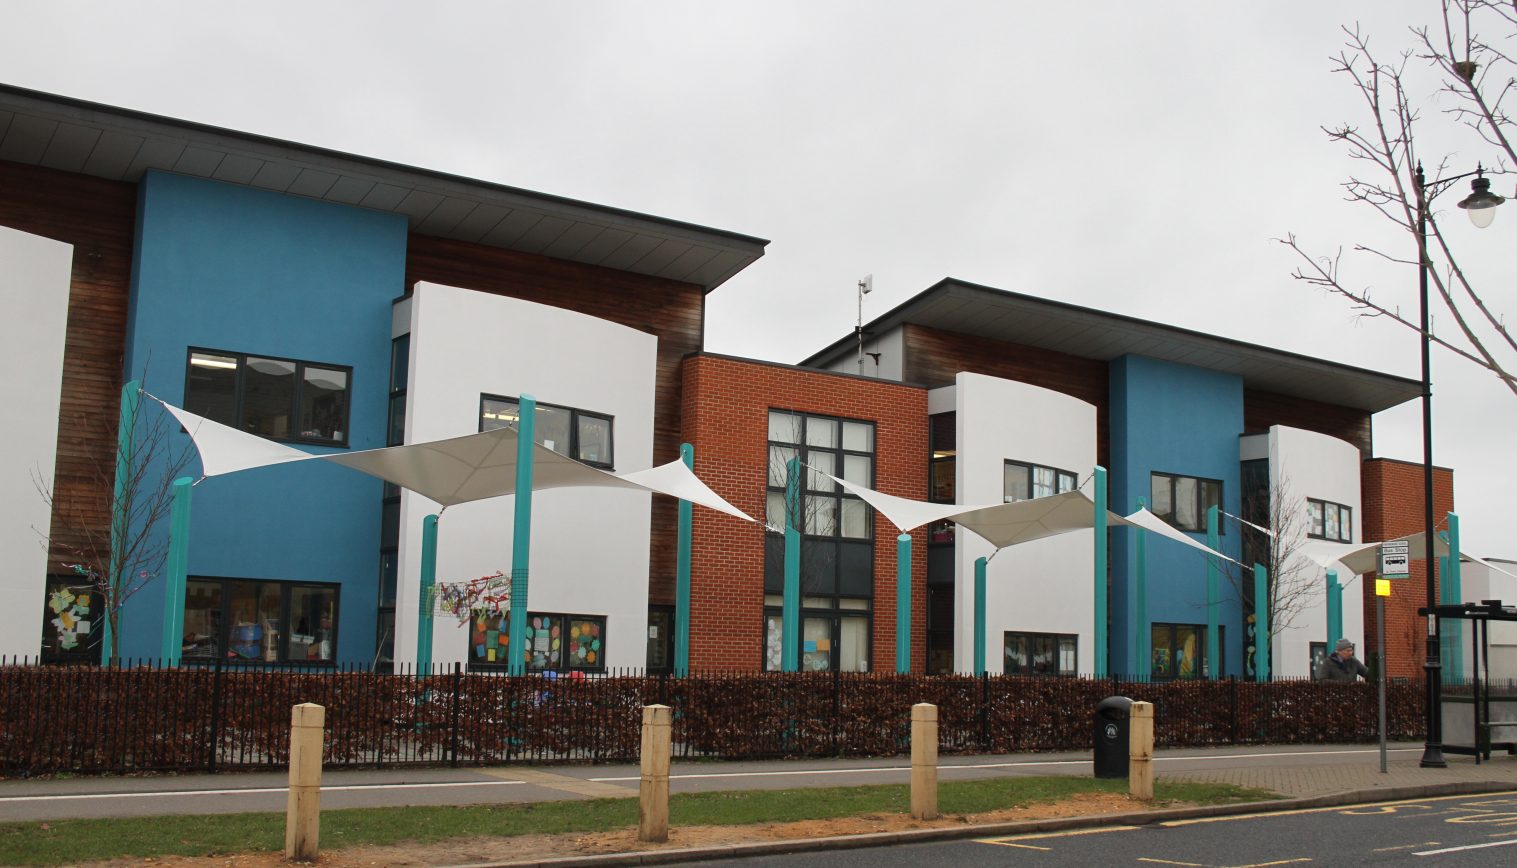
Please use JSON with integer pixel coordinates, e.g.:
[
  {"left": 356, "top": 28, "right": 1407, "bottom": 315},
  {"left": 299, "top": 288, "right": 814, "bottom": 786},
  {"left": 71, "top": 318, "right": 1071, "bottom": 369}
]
[
  {"left": 1243, "top": 388, "right": 1373, "bottom": 456},
  {"left": 0, "top": 159, "right": 137, "bottom": 572},
  {"left": 901, "top": 324, "right": 1111, "bottom": 467},
  {"left": 405, "top": 234, "right": 705, "bottom": 605}
]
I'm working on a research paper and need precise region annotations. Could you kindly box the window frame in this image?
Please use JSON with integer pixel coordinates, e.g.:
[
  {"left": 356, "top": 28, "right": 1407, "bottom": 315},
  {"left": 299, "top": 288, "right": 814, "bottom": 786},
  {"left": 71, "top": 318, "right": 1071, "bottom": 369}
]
[
  {"left": 1003, "top": 631, "right": 1078, "bottom": 677},
  {"left": 479, "top": 394, "right": 616, "bottom": 470},
  {"left": 1150, "top": 622, "right": 1223, "bottom": 680},
  {"left": 1306, "top": 498, "right": 1353, "bottom": 543},
  {"left": 40, "top": 575, "right": 102, "bottom": 663},
  {"left": 184, "top": 348, "right": 353, "bottom": 447},
  {"left": 1003, "top": 460, "right": 1078, "bottom": 503},
  {"left": 180, "top": 576, "right": 340, "bottom": 667},
  {"left": 1150, "top": 471, "right": 1225, "bottom": 534},
  {"left": 762, "top": 596, "right": 873, "bottom": 673},
  {"left": 467, "top": 610, "right": 609, "bottom": 673}
]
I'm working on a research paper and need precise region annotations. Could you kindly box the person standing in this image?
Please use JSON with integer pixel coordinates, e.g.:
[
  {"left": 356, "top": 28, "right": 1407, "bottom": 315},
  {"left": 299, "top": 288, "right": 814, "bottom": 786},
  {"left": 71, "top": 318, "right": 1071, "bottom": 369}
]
[{"left": 1316, "top": 638, "right": 1370, "bottom": 682}]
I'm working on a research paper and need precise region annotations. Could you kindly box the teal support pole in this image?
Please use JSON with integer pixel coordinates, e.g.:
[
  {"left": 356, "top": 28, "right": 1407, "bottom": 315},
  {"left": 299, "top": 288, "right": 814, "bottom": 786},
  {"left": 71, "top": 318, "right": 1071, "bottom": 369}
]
[
  {"left": 895, "top": 533, "right": 912, "bottom": 673},
  {"left": 1206, "top": 505, "right": 1220, "bottom": 679},
  {"left": 417, "top": 514, "right": 439, "bottom": 673},
  {"left": 1093, "top": 466, "right": 1108, "bottom": 678},
  {"left": 674, "top": 443, "right": 694, "bottom": 677},
  {"left": 782, "top": 456, "right": 801, "bottom": 672},
  {"left": 105, "top": 380, "right": 141, "bottom": 664},
  {"left": 1326, "top": 569, "right": 1342, "bottom": 650},
  {"left": 1254, "top": 563, "right": 1269, "bottom": 682},
  {"left": 508, "top": 395, "right": 536, "bottom": 676},
  {"left": 1135, "top": 496, "right": 1148, "bottom": 680},
  {"left": 973, "top": 556, "right": 988, "bottom": 676},
  {"left": 158, "top": 477, "right": 194, "bottom": 665},
  {"left": 1445, "top": 512, "right": 1463, "bottom": 682}
]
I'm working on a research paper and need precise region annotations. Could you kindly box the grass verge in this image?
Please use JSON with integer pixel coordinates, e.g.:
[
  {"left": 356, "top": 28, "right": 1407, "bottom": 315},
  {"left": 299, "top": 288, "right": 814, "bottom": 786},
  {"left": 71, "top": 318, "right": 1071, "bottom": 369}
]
[{"left": 0, "top": 777, "right": 1278, "bottom": 865}]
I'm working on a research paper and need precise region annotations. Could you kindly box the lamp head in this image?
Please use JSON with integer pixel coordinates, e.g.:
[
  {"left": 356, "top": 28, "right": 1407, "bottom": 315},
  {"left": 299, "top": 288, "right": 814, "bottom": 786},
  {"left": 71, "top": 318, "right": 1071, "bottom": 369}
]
[{"left": 1458, "top": 169, "right": 1505, "bottom": 228}]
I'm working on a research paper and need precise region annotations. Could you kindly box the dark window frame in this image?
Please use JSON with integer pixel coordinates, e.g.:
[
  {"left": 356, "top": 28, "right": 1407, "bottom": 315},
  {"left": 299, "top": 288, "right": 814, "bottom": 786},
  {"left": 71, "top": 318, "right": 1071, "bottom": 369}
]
[
  {"left": 762, "top": 599, "right": 873, "bottom": 673},
  {"left": 765, "top": 410, "right": 876, "bottom": 542},
  {"left": 1150, "top": 471, "right": 1225, "bottom": 534},
  {"left": 1003, "top": 460, "right": 1078, "bottom": 503},
  {"left": 1306, "top": 498, "right": 1353, "bottom": 543},
  {"left": 184, "top": 348, "right": 353, "bottom": 447},
  {"left": 1150, "top": 622, "right": 1223, "bottom": 680},
  {"left": 180, "top": 576, "right": 340, "bottom": 667},
  {"left": 39, "top": 574, "right": 103, "bottom": 663},
  {"left": 1003, "top": 631, "right": 1078, "bottom": 676},
  {"left": 467, "top": 610, "right": 609, "bottom": 673},
  {"left": 479, "top": 394, "right": 616, "bottom": 470}
]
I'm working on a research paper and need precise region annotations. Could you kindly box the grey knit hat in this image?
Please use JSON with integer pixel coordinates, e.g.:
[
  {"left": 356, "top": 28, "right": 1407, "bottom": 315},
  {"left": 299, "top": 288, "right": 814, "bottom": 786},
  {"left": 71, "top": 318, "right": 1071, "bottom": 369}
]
[{"left": 1335, "top": 638, "right": 1354, "bottom": 651}]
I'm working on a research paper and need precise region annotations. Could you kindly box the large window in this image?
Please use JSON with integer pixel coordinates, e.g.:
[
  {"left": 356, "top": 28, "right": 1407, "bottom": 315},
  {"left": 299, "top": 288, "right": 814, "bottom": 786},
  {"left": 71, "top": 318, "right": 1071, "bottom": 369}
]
[
  {"left": 763, "top": 595, "right": 871, "bottom": 673},
  {"left": 1004, "top": 461, "right": 1078, "bottom": 502},
  {"left": 375, "top": 334, "right": 408, "bottom": 671},
  {"left": 468, "top": 611, "right": 607, "bottom": 673},
  {"left": 1307, "top": 498, "right": 1353, "bottom": 543},
  {"left": 185, "top": 350, "right": 351, "bottom": 446},
  {"left": 1150, "top": 472, "right": 1224, "bottom": 533},
  {"left": 181, "top": 578, "right": 338, "bottom": 664},
  {"left": 1004, "top": 632, "right": 1077, "bottom": 676},
  {"left": 1151, "top": 623, "right": 1222, "bottom": 680},
  {"left": 480, "top": 395, "right": 614, "bottom": 469}
]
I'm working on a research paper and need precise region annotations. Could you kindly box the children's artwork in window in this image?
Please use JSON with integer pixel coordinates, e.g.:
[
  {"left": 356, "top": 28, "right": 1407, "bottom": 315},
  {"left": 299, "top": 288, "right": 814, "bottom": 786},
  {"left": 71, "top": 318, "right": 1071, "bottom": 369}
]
[
  {"left": 567, "top": 618, "right": 603, "bottom": 668},
  {"left": 44, "top": 581, "right": 94, "bottom": 655},
  {"left": 527, "top": 615, "right": 561, "bottom": 670}
]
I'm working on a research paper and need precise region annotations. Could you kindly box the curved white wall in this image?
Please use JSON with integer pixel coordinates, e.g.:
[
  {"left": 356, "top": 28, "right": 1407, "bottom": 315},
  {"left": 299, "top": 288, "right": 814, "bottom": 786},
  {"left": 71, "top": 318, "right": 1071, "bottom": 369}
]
[
  {"left": 397, "top": 282, "right": 657, "bottom": 670},
  {"left": 954, "top": 372, "right": 1098, "bottom": 673},
  {"left": 1268, "top": 425, "right": 1364, "bottom": 678},
  {"left": 0, "top": 227, "right": 73, "bottom": 658}
]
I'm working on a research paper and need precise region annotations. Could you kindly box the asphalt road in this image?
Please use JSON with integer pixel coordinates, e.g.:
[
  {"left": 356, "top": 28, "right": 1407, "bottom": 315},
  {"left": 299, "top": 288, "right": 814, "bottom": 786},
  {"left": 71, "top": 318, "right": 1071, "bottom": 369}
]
[{"left": 672, "top": 791, "right": 1517, "bottom": 867}]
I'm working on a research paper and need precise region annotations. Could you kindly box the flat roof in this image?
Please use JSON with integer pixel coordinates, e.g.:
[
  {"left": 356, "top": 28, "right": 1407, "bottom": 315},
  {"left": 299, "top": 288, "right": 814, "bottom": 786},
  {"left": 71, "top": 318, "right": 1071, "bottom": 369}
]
[
  {"left": 0, "top": 84, "right": 767, "bottom": 291},
  {"left": 800, "top": 278, "right": 1423, "bottom": 413}
]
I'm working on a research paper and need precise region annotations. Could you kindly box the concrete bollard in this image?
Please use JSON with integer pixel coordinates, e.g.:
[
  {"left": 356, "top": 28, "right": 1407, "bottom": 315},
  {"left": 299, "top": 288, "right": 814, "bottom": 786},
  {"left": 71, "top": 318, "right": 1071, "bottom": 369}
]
[
  {"left": 285, "top": 702, "right": 325, "bottom": 861},
  {"left": 910, "top": 702, "right": 938, "bottom": 820},
  {"left": 638, "top": 704, "right": 672, "bottom": 842},
  {"left": 1129, "top": 700, "right": 1154, "bottom": 800}
]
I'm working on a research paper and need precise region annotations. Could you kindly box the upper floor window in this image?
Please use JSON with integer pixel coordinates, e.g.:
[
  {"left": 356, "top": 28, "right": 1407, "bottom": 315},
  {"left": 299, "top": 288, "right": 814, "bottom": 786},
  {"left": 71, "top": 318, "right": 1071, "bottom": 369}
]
[
  {"left": 1005, "top": 461, "right": 1077, "bottom": 502},
  {"left": 185, "top": 350, "right": 351, "bottom": 446},
  {"left": 1308, "top": 498, "right": 1353, "bottom": 543},
  {"left": 1151, "top": 472, "right": 1223, "bottom": 534},
  {"left": 766, "top": 410, "right": 875, "bottom": 539},
  {"left": 480, "top": 395, "right": 614, "bottom": 469}
]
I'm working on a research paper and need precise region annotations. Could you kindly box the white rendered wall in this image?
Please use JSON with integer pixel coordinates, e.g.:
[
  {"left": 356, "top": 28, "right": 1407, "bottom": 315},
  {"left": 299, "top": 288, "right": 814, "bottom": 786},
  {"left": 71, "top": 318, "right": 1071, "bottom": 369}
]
[
  {"left": 1267, "top": 425, "right": 1364, "bottom": 678},
  {"left": 954, "top": 372, "right": 1097, "bottom": 673},
  {"left": 0, "top": 227, "right": 73, "bottom": 658},
  {"left": 396, "top": 283, "right": 657, "bottom": 671}
]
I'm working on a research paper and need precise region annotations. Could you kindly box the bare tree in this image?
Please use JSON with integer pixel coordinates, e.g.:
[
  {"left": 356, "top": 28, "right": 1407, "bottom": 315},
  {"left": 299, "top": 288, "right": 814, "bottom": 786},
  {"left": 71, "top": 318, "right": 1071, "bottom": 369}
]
[
  {"left": 1280, "top": 1, "right": 1517, "bottom": 398},
  {"left": 34, "top": 385, "right": 193, "bottom": 662},
  {"left": 1230, "top": 472, "right": 1321, "bottom": 676}
]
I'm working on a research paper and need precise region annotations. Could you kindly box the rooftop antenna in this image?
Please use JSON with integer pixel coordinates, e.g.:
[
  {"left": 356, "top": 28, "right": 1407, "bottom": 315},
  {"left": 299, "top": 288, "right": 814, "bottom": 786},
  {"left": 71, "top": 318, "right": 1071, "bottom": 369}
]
[{"left": 856, "top": 274, "right": 873, "bottom": 375}]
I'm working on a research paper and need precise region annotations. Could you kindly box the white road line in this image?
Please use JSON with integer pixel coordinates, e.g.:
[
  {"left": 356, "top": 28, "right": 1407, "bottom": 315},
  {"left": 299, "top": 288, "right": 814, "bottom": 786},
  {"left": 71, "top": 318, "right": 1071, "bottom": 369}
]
[
  {"left": 0, "top": 780, "right": 525, "bottom": 803},
  {"left": 1415, "top": 838, "right": 1517, "bottom": 855}
]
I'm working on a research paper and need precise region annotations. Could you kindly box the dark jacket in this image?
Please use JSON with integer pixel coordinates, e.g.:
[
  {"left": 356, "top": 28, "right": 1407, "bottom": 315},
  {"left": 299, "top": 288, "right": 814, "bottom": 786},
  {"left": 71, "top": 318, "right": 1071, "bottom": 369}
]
[{"left": 1316, "top": 652, "right": 1369, "bottom": 682}]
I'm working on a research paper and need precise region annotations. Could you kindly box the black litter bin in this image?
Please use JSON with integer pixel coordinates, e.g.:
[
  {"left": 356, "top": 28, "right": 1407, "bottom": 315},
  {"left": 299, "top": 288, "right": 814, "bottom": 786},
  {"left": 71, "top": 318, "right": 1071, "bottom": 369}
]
[{"left": 1093, "top": 695, "right": 1133, "bottom": 779}]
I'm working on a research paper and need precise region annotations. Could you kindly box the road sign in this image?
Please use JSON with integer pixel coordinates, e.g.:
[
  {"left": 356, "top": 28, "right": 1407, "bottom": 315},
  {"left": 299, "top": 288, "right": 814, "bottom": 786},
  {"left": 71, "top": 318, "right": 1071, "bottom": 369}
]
[
  {"left": 1376, "top": 579, "right": 1391, "bottom": 597},
  {"left": 1379, "top": 541, "right": 1411, "bottom": 579}
]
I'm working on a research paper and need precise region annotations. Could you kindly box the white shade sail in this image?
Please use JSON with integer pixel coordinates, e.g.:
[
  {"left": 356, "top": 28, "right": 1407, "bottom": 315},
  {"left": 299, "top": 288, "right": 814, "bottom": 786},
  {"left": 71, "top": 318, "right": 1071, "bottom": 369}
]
[
  {"left": 615, "top": 458, "right": 754, "bottom": 523},
  {"left": 1121, "top": 507, "right": 1247, "bottom": 568},
  {"left": 1296, "top": 532, "right": 1451, "bottom": 577},
  {"left": 161, "top": 402, "right": 318, "bottom": 476},
  {"left": 947, "top": 490, "right": 1131, "bottom": 550},
  {"left": 827, "top": 474, "right": 999, "bottom": 533}
]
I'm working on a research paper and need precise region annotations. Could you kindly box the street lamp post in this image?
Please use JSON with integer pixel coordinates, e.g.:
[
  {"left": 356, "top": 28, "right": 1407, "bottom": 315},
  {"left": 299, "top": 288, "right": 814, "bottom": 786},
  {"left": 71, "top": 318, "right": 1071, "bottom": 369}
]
[{"left": 1413, "top": 162, "right": 1504, "bottom": 769}]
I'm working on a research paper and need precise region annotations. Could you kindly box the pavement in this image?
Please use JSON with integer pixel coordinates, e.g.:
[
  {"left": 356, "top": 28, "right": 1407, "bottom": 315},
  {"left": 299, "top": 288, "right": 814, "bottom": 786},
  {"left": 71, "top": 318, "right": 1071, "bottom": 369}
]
[{"left": 3, "top": 743, "right": 1517, "bottom": 864}]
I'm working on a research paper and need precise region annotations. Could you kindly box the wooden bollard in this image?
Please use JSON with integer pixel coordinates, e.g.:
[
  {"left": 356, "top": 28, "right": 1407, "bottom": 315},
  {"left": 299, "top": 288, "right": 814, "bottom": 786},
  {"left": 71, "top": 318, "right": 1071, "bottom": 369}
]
[
  {"left": 1129, "top": 700, "right": 1154, "bottom": 800},
  {"left": 910, "top": 702, "right": 938, "bottom": 820},
  {"left": 285, "top": 702, "right": 325, "bottom": 861},
  {"left": 638, "top": 704, "right": 672, "bottom": 842}
]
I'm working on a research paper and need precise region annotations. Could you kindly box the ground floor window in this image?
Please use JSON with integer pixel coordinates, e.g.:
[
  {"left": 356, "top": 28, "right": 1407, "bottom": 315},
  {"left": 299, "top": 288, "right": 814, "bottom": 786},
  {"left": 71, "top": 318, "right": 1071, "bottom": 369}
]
[
  {"left": 763, "top": 596, "right": 870, "bottom": 672},
  {"left": 468, "top": 611, "right": 607, "bottom": 673},
  {"left": 646, "top": 605, "right": 673, "bottom": 672},
  {"left": 1151, "top": 623, "right": 1222, "bottom": 679},
  {"left": 40, "top": 575, "right": 100, "bottom": 662},
  {"left": 1004, "top": 632, "right": 1077, "bottom": 676},
  {"left": 182, "top": 578, "right": 338, "bottom": 664}
]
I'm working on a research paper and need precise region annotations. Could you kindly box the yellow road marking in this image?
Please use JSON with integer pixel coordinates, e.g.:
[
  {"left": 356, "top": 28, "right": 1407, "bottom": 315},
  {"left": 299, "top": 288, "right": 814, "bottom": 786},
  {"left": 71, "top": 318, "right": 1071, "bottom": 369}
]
[
  {"left": 1136, "top": 859, "right": 1204, "bottom": 866},
  {"left": 1229, "top": 860, "right": 1311, "bottom": 867},
  {"left": 976, "top": 825, "right": 1140, "bottom": 844},
  {"left": 1162, "top": 791, "right": 1517, "bottom": 828},
  {"left": 978, "top": 841, "right": 1051, "bottom": 850}
]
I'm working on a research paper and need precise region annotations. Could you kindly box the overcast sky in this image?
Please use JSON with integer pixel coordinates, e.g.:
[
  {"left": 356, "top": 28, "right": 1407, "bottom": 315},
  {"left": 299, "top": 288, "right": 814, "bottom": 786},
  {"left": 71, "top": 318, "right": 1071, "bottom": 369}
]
[{"left": 5, "top": 1, "right": 1514, "bottom": 555}]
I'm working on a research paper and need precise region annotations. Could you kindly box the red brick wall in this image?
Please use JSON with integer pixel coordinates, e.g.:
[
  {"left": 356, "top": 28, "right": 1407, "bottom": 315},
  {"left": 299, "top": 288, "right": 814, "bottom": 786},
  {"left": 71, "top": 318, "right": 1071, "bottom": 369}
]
[
  {"left": 682, "top": 354, "right": 930, "bottom": 672},
  {"left": 1361, "top": 457, "right": 1454, "bottom": 680}
]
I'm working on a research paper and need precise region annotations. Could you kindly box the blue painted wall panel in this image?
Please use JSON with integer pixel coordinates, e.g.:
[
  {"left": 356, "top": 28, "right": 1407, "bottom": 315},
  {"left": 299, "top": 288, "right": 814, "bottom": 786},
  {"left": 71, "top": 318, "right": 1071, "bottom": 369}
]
[
  {"left": 1109, "top": 355, "right": 1244, "bottom": 677},
  {"left": 119, "top": 171, "right": 407, "bottom": 665}
]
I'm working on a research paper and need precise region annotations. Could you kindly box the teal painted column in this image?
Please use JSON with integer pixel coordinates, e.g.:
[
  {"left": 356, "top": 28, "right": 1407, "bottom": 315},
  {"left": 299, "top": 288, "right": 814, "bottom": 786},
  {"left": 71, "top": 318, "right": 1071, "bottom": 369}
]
[
  {"left": 1093, "top": 466, "right": 1108, "bottom": 678},
  {"left": 895, "top": 533, "right": 912, "bottom": 673},
  {"left": 1326, "top": 569, "right": 1342, "bottom": 650},
  {"left": 508, "top": 395, "right": 536, "bottom": 676},
  {"left": 104, "top": 380, "right": 141, "bottom": 664},
  {"left": 1206, "top": 505, "right": 1220, "bottom": 679},
  {"left": 782, "top": 456, "right": 801, "bottom": 672},
  {"left": 158, "top": 477, "right": 194, "bottom": 665},
  {"left": 1135, "top": 496, "right": 1148, "bottom": 681},
  {"left": 674, "top": 443, "right": 694, "bottom": 677},
  {"left": 1445, "top": 513, "right": 1463, "bottom": 682},
  {"left": 417, "top": 514, "right": 439, "bottom": 673},
  {"left": 1253, "top": 563, "right": 1269, "bottom": 682},
  {"left": 973, "top": 556, "right": 988, "bottom": 676}
]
